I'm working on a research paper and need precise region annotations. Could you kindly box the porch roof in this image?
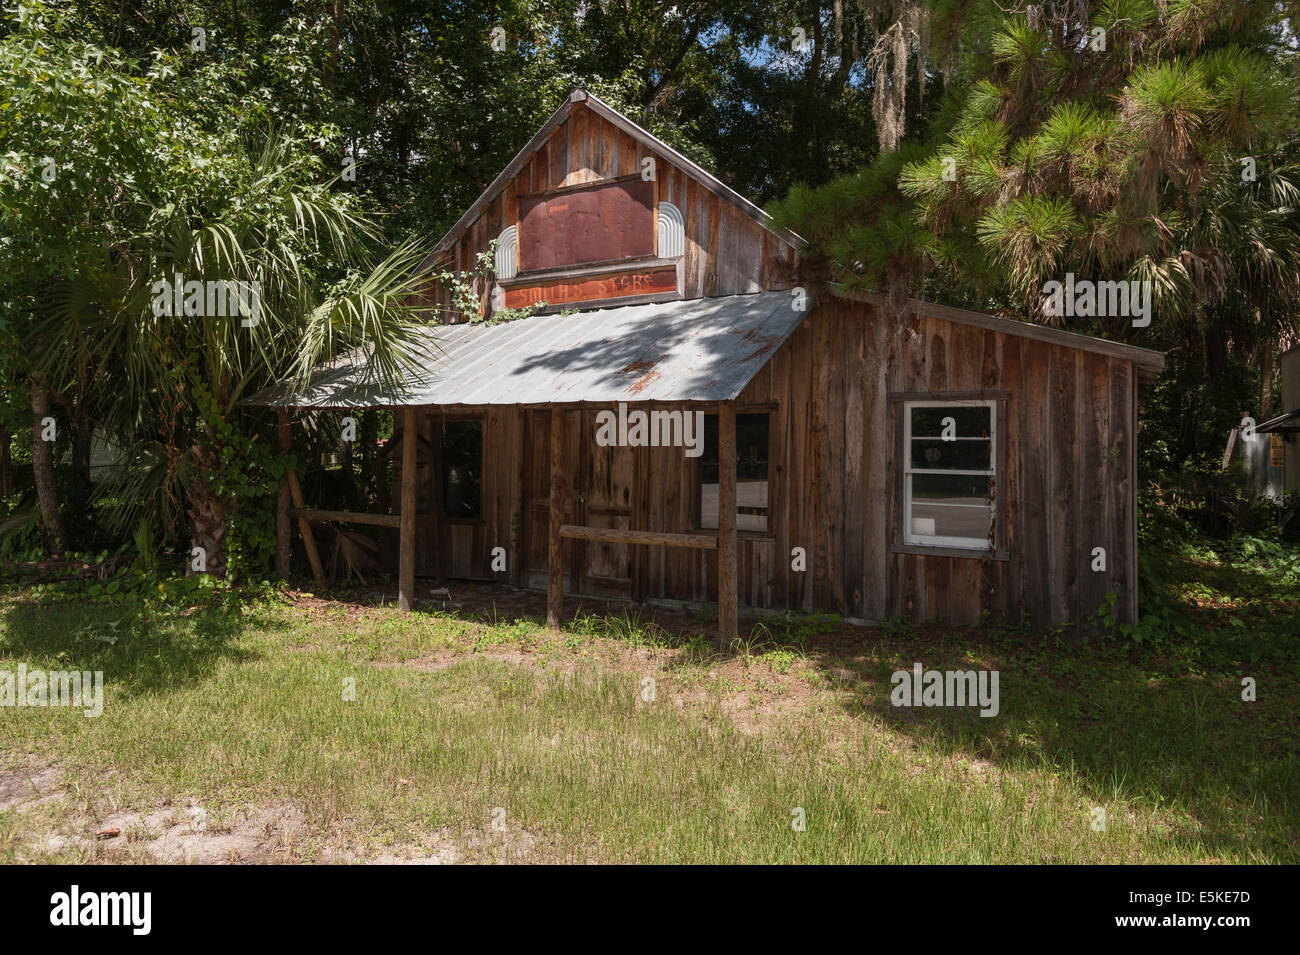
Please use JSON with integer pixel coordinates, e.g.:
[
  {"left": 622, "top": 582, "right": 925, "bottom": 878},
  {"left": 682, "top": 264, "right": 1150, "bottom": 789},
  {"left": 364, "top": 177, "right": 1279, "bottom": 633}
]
[
  {"left": 1257, "top": 408, "right": 1300, "bottom": 434},
  {"left": 248, "top": 289, "right": 805, "bottom": 409}
]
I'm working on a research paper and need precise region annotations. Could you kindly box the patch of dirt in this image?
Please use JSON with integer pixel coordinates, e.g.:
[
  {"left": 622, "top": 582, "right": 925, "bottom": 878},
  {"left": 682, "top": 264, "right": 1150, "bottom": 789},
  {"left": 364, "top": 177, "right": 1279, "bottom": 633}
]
[
  {"left": 37, "top": 802, "right": 309, "bottom": 864},
  {"left": 328, "top": 826, "right": 545, "bottom": 865},
  {"left": 0, "top": 764, "right": 64, "bottom": 812},
  {"left": 710, "top": 681, "right": 820, "bottom": 737},
  {"left": 5, "top": 760, "right": 552, "bottom": 865},
  {"left": 360, "top": 844, "right": 460, "bottom": 865}
]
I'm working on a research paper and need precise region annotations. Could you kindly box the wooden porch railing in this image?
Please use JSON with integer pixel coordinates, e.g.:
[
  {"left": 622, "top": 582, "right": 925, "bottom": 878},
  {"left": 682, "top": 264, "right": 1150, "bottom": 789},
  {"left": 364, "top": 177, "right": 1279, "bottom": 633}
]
[
  {"left": 546, "top": 402, "right": 738, "bottom": 641},
  {"left": 278, "top": 403, "right": 740, "bottom": 641}
]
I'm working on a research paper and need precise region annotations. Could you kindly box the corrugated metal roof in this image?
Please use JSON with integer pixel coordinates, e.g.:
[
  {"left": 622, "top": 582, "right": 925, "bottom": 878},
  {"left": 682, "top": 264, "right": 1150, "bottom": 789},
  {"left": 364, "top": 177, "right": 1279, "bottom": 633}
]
[
  {"left": 251, "top": 290, "right": 806, "bottom": 408},
  {"left": 1257, "top": 408, "right": 1300, "bottom": 434}
]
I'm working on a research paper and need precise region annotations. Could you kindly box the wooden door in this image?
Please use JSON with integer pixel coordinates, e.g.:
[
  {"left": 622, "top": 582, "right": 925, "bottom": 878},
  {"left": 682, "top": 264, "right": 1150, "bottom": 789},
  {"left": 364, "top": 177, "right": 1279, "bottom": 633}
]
[{"left": 580, "top": 410, "right": 634, "bottom": 598}]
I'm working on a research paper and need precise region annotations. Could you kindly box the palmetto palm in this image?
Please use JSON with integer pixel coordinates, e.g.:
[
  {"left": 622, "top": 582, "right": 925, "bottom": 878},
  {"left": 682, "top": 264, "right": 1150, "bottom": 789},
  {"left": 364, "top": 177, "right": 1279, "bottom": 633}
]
[
  {"left": 32, "top": 131, "right": 433, "bottom": 576},
  {"left": 1175, "top": 154, "right": 1300, "bottom": 413}
]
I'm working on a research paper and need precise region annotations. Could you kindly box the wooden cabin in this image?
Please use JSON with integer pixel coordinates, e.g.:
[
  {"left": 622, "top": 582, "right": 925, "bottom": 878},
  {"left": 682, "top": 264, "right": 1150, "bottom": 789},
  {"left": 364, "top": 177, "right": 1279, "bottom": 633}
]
[{"left": 258, "top": 89, "right": 1165, "bottom": 637}]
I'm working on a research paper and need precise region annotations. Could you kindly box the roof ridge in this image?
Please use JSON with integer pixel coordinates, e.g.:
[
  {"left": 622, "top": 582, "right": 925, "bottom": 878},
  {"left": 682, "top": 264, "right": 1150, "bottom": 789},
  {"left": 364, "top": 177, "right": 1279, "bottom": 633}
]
[{"left": 419, "top": 89, "right": 800, "bottom": 276}]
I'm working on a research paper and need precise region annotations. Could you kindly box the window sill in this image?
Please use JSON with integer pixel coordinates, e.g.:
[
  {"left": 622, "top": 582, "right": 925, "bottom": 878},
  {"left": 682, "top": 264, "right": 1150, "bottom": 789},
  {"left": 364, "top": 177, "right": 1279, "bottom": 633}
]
[
  {"left": 500, "top": 257, "right": 680, "bottom": 285},
  {"left": 890, "top": 541, "right": 1009, "bottom": 561}
]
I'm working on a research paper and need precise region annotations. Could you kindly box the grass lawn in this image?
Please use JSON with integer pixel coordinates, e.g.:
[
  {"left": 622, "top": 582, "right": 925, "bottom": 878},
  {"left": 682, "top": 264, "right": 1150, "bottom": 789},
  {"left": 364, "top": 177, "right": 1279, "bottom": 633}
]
[{"left": 1, "top": 543, "right": 1296, "bottom": 864}]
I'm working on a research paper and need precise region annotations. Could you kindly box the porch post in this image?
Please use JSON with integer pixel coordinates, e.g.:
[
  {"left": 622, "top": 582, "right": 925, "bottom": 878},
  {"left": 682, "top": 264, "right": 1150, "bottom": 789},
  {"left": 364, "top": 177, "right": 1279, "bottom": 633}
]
[
  {"left": 285, "top": 469, "right": 325, "bottom": 587},
  {"left": 717, "top": 401, "right": 738, "bottom": 643},
  {"left": 547, "top": 405, "right": 565, "bottom": 629},
  {"left": 398, "top": 406, "right": 418, "bottom": 611},
  {"left": 275, "top": 410, "right": 291, "bottom": 579}
]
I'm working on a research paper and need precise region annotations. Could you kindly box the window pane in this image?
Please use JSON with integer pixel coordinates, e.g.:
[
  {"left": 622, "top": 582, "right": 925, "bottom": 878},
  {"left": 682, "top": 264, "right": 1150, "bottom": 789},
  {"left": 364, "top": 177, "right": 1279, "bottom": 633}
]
[
  {"left": 909, "top": 473, "right": 992, "bottom": 542},
  {"left": 701, "top": 413, "right": 769, "bottom": 532},
  {"left": 912, "top": 472, "right": 992, "bottom": 501},
  {"left": 441, "top": 421, "right": 482, "bottom": 518},
  {"left": 910, "top": 405, "right": 991, "bottom": 439},
  {"left": 737, "top": 414, "right": 769, "bottom": 481},
  {"left": 910, "top": 437, "right": 991, "bottom": 471},
  {"left": 700, "top": 482, "right": 768, "bottom": 533}
]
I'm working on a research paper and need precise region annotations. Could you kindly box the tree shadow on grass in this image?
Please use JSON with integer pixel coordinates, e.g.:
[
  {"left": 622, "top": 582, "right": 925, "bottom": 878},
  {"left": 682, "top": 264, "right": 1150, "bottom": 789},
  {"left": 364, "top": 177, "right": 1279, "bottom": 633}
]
[
  {"left": 269, "top": 576, "right": 1300, "bottom": 861},
  {"left": 460, "top": 574, "right": 1298, "bottom": 862},
  {"left": 0, "top": 589, "right": 281, "bottom": 699},
  {"left": 810, "top": 622, "right": 1300, "bottom": 863}
]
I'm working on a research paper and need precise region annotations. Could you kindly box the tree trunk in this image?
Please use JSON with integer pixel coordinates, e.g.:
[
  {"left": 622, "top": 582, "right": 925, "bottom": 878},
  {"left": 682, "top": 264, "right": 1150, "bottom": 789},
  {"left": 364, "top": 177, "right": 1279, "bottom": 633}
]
[
  {"left": 188, "top": 502, "right": 229, "bottom": 578},
  {"left": 327, "top": 1, "right": 344, "bottom": 90},
  {"left": 29, "top": 377, "right": 65, "bottom": 555},
  {"left": 73, "top": 396, "right": 92, "bottom": 486},
  {"left": 186, "top": 444, "right": 232, "bottom": 578},
  {"left": 0, "top": 430, "right": 10, "bottom": 499},
  {"left": 1260, "top": 337, "right": 1276, "bottom": 422}
]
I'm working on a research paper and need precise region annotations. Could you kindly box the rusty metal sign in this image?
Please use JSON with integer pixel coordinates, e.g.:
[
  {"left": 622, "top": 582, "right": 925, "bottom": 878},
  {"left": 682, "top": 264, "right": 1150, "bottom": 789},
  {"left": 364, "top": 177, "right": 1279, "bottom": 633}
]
[
  {"left": 503, "top": 264, "right": 676, "bottom": 309},
  {"left": 517, "top": 177, "right": 655, "bottom": 272}
]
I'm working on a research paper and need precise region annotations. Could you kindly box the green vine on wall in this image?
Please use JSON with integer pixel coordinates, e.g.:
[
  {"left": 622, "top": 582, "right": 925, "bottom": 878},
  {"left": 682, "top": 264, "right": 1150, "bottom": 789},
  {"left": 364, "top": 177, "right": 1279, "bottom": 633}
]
[{"left": 428, "top": 240, "right": 550, "bottom": 326}]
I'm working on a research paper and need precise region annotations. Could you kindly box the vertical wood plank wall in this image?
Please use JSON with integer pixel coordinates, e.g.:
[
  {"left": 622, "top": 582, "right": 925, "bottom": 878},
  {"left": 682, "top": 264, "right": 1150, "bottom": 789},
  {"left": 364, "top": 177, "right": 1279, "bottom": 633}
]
[
  {"left": 391, "top": 297, "right": 1141, "bottom": 629},
  {"left": 734, "top": 297, "right": 1141, "bottom": 628}
]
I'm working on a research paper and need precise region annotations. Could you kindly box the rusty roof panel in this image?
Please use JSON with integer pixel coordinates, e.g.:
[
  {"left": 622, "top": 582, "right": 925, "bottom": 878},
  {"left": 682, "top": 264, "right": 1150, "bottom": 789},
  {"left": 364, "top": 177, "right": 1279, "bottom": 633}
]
[{"left": 252, "top": 290, "right": 807, "bottom": 408}]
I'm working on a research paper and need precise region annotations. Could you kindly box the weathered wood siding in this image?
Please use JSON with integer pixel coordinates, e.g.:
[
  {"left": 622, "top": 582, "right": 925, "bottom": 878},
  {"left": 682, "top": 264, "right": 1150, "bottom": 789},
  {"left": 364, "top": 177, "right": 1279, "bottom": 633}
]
[
  {"left": 417, "top": 101, "right": 796, "bottom": 319},
  {"left": 395, "top": 408, "right": 528, "bottom": 585},
  {"left": 391, "top": 296, "right": 1141, "bottom": 628},
  {"left": 725, "top": 296, "right": 1140, "bottom": 627}
]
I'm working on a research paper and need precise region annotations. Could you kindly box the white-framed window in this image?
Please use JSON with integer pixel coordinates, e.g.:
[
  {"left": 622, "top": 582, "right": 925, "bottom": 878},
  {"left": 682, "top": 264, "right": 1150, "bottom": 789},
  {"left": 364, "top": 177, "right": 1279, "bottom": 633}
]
[{"left": 903, "top": 399, "right": 996, "bottom": 550}]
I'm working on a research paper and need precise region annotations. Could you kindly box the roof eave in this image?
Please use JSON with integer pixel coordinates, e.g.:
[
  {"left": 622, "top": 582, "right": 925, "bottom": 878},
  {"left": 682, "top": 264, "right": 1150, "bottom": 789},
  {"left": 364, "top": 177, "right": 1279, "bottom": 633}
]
[{"left": 1256, "top": 409, "right": 1300, "bottom": 433}]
